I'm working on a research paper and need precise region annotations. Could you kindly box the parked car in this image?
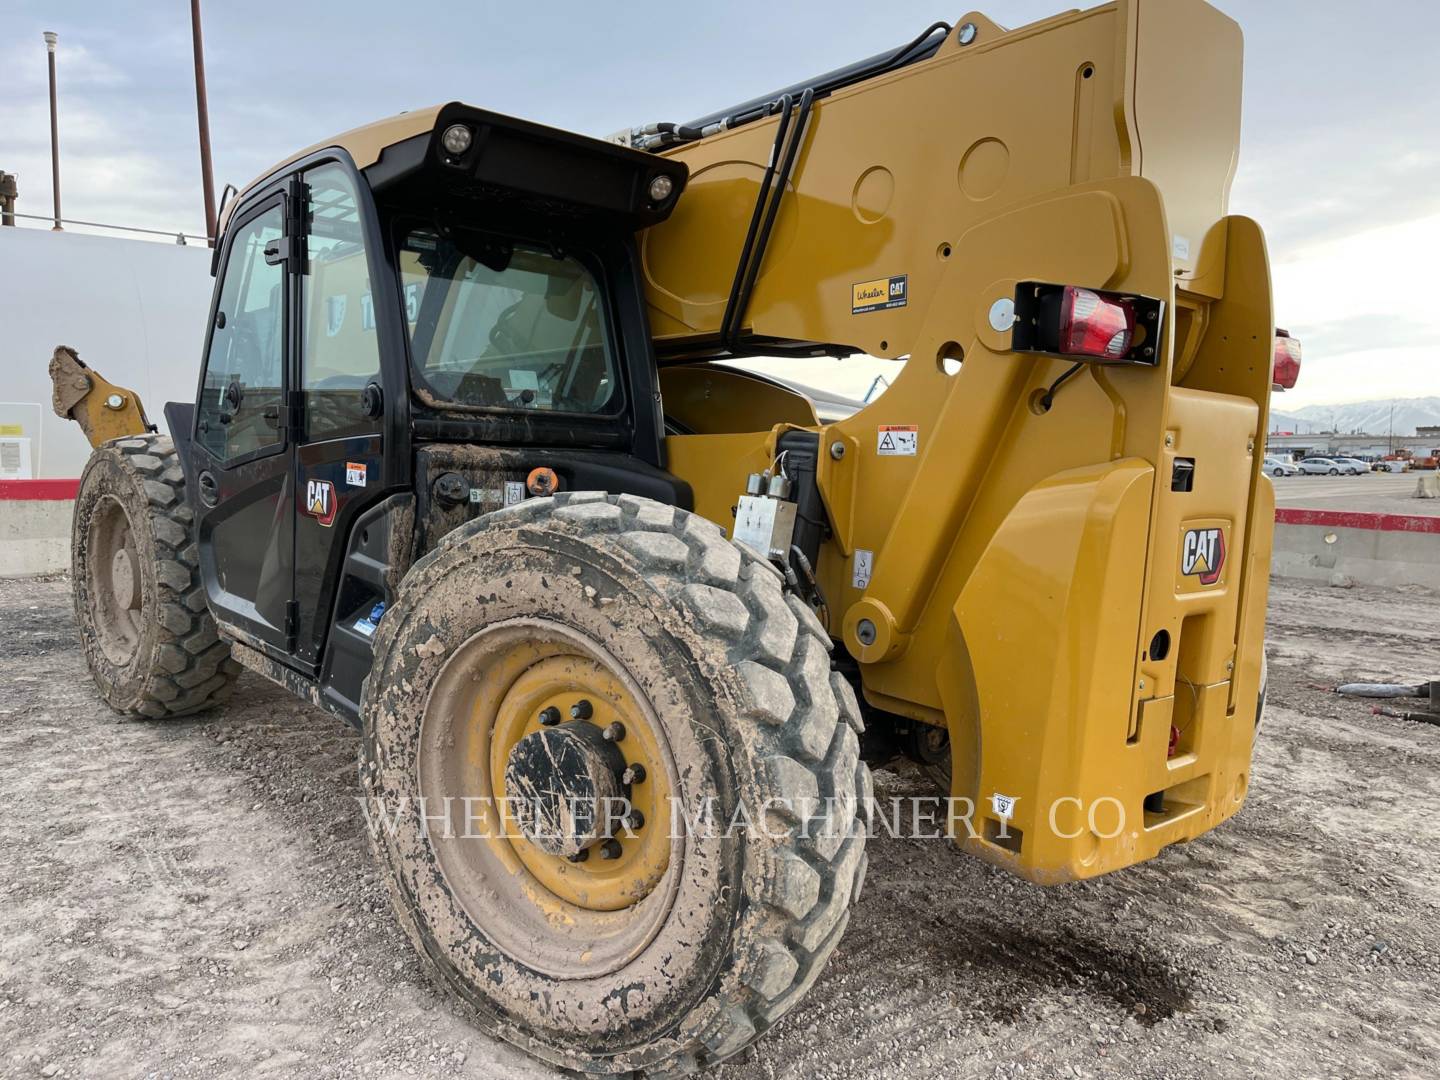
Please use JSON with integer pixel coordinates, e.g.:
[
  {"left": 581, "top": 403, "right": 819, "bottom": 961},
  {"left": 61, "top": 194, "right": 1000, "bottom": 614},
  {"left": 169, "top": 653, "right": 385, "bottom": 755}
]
[
  {"left": 1298, "top": 457, "right": 1343, "bottom": 475},
  {"left": 1264, "top": 456, "right": 1299, "bottom": 477},
  {"left": 1330, "top": 457, "right": 1369, "bottom": 475}
]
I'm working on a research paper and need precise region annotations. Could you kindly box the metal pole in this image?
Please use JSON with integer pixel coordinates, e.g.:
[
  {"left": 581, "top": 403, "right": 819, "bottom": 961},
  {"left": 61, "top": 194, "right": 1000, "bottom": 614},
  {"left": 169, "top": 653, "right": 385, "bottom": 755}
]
[
  {"left": 190, "top": 0, "right": 217, "bottom": 246},
  {"left": 0, "top": 171, "right": 16, "bottom": 226},
  {"left": 44, "top": 32, "right": 61, "bottom": 231}
]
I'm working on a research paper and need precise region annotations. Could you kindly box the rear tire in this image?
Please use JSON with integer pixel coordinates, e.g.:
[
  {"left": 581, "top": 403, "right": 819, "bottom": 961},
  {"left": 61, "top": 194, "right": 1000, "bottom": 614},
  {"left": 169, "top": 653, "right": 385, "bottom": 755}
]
[
  {"left": 71, "top": 435, "right": 241, "bottom": 718},
  {"left": 361, "top": 492, "right": 869, "bottom": 1075}
]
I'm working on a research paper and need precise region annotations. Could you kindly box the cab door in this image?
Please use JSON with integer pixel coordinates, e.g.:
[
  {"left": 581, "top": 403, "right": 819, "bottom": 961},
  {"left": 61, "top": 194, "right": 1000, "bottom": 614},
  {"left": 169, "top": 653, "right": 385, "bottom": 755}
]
[
  {"left": 289, "top": 160, "right": 389, "bottom": 665},
  {"left": 190, "top": 192, "right": 295, "bottom": 652}
]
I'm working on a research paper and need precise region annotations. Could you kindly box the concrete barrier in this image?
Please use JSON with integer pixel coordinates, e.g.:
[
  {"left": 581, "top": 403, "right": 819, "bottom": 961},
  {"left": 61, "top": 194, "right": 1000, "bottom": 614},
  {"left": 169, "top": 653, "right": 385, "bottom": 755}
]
[
  {"left": 1271, "top": 508, "right": 1440, "bottom": 589},
  {"left": 0, "top": 480, "right": 77, "bottom": 577}
]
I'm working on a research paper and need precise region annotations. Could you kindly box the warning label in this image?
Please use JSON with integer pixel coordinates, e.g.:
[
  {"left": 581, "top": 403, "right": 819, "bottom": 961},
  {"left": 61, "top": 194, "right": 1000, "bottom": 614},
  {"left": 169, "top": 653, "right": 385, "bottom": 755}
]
[{"left": 876, "top": 425, "right": 918, "bottom": 456}]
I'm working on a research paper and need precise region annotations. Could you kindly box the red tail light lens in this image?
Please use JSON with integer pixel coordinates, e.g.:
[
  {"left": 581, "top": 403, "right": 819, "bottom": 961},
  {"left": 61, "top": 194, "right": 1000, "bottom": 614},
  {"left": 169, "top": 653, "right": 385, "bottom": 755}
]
[
  {"left": 1011, "top": 281, "right": 1163, "bottom": 366},
  {"left": 1273, "top": 331, "right": 1301, "bottom": 390},
  {"left": 1059, "top": 287, "right": 1136, "bottom": 359}
]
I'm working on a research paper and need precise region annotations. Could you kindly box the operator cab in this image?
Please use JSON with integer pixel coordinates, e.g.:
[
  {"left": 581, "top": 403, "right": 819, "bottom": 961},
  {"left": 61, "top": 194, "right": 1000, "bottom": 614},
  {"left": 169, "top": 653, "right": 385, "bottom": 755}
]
[{"left": 174, "top": 104, "right": 689, "bottom": 722}]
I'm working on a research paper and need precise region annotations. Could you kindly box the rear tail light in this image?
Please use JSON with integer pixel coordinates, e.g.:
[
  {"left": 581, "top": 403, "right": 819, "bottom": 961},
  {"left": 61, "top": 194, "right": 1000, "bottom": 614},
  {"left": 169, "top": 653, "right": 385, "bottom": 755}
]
[
  {"left": 1273, "top": 330, "right": 1301, "bottom": 390},
  {"left": 1059, "top": 287, "right": 1136, "bottom": 359},
  {"left": 1011, "top": 281, "right": 1164, "bottom": 366}
]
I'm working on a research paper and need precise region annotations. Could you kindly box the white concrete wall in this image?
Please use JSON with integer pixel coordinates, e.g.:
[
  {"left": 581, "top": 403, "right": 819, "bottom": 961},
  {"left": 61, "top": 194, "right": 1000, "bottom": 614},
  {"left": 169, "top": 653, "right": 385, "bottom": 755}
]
[
  {"left": 0, "top": 499, "right": 72, "bottom": 577},
  {"left": 0, "top": 227, "right": 214, "bottom": 478},
  {"left": 1272, "top": 522, "right": 1440, "bottom": 589}
]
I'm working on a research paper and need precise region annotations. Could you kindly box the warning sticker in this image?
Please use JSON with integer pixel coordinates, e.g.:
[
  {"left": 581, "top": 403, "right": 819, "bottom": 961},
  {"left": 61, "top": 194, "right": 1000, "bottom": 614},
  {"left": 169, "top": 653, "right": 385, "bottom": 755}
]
[
  {"left": 852, "top": 549, "right": 874, "bottom": 590},
  {"left": 503, "top": 481, "right": 527, "bottom": 507},
  {"left": 344, "top": 461, "right": 367, "bottom": 487},
  {"left": 991, "top": 793, "right": 1017, "bottom": 819},
  {"left": 851, "top": 274, "right": 908, "bottom": 314},
  {"left": 876, "top": 425, "right": 918, "bottom": 456}
]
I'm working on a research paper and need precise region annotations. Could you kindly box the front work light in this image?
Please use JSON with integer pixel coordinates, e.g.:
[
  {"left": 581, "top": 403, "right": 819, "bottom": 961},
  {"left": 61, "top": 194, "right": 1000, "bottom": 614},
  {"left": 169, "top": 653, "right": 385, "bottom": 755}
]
[
  {"left": 441, "top": 124, "right": 473, "bottom": 156},
  {"left": 1010, "top": 281, "right": 1165, "bottom": 366},
  {"left": 647, "top": 174, "right": 675, "bottom": 203}
]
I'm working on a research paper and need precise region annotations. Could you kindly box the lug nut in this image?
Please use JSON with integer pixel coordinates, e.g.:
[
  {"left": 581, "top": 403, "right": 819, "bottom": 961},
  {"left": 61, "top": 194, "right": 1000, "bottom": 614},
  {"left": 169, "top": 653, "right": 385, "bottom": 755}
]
[
  {"left": 622, "top": 809, "right": 645, "bottom": 832},
  {"left": 598, "top": 838, "right": 623, "bottom": 860},
  {"left": 621, "top": 763, "right": 646, "bottom": 785},
  {"left": 570, "top": 699, "right": 594, "bottom": 721},
  {"left": 602, "top": 721, "right": 626, "bottom": 742},
  {"left": 538, "top": 706, "right": 562, "bottom": 726},
  {"left": 566, "top": 848, "right": 589, "bottom": 863}
]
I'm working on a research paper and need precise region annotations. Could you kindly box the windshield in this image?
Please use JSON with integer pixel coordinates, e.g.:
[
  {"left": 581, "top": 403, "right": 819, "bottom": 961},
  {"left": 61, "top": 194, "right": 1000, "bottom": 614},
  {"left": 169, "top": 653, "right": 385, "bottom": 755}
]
[{"left": 398, "top": 227, "right": 618, "bottom": 414}]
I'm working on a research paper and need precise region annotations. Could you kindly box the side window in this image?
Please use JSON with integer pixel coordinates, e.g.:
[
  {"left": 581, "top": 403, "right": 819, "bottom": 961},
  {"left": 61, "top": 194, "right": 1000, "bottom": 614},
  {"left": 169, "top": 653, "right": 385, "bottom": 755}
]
[
  {"left": 197, "top": 205, "right": 285, "bottom": 462},
  {"left": 302, "top": 164, "right": 381, "bottom": 440}
]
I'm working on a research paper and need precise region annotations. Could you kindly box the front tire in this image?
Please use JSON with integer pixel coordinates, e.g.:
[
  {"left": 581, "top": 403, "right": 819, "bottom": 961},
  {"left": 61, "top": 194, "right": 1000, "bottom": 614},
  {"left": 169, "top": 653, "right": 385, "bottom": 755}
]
[
  {"left": 361, "top": 492, "right": 869, "bottom": 1075},
  {"left": 71, "top": 435, "right": 241, "bottom": 718}
]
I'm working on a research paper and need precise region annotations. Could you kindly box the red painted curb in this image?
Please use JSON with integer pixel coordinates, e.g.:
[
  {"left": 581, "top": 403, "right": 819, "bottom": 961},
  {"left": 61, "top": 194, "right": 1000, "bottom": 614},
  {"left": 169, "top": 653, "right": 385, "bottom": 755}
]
[
  {"left": 0, "top": 479, "right": 81, "bottom": 501},
  {"left": 1275, "top": 507, "right": 1440, "bottom": 535}
]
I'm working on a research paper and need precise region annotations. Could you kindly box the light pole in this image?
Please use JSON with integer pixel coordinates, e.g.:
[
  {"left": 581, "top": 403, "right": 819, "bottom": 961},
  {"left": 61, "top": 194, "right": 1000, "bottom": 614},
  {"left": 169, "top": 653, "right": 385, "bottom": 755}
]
[
  {"left": 44, "top": 31, "right": 61, "bottom": 231},
  {"left": 189, "top": 0, "right": 217, "bottom": 245}
]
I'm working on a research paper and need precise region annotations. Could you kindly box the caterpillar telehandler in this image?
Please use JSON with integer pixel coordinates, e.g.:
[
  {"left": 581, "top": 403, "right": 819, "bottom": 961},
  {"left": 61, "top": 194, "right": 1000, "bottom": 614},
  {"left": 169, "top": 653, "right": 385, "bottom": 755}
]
[{"left": 54, "top": 0, "right": 1289, "bottom": 1072}]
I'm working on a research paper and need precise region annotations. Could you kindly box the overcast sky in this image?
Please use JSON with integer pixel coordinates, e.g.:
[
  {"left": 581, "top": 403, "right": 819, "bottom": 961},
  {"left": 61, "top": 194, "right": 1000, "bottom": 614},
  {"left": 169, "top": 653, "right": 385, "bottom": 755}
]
[{"left": 3, "top": 1, "right": 1438, "bottom": 407}]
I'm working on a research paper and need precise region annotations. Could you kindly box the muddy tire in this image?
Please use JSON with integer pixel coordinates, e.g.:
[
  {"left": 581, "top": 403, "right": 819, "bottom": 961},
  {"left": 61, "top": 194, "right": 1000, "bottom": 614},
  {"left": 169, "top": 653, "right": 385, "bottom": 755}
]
[
  {"left": 71, "top": 435, "right": 241, "bottom": 718},
  {"left": 361, "top": 491, "right": 870, "bottom": 1075}
]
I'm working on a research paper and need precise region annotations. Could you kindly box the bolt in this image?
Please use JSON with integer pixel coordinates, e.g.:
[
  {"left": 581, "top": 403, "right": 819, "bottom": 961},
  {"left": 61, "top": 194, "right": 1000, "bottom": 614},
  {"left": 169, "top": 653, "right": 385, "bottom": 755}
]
[
  {"left": 598, "top": 838, "right": 623, "bottom": 860},
  {"left": 570, "top": 699, "right": 593, "bottom": 721},
  {"left": 622, "top": 763, "right": 647, "bottom": 785},
  {"left": 856, "top": 619, "right": 877, "bottom": 646},
  {"left": 566, "top": 848, "right": 589, "bottom": 863},
  {"left": 538, "top": 706, "right": 562, "bottom": 726},
  {"left": 957, "top": 22, "right": 978, "bottom": 45},
  {"left": 622, "top": 809, "right": 646, "bottom": 832},
  {"left": 603, "top": 721, "right": 626, "bottom": 743},
  {"left": 829, "top": 441, "right": 846, "bottom": 461}
]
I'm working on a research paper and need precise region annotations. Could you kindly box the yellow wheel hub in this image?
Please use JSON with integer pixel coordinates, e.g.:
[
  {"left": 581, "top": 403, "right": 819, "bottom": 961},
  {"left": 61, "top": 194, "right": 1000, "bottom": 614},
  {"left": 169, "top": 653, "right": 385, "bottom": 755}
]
[{"left": 482, "top": 647, "right": 672, "bottom": 912}]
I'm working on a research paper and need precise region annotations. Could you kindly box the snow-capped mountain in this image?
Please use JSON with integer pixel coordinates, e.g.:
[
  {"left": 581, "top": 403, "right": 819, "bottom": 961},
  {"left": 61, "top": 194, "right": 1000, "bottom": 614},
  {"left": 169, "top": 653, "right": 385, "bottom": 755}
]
[{"left": 1268, "top": 397, "right": 1440, "bottom": 435}]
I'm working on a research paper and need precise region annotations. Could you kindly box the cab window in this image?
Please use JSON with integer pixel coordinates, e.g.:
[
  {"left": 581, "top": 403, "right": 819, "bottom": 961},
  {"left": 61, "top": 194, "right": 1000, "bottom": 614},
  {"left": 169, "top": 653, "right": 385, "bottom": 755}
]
[
  {"left": 301, "top": 164, "right": 382, "bottom": 440},
  {"left": 197, "top": 205, "right": 285, "bottom": 462},
  {"left": 399, "top": 228, "right": 618, "bottom": 414}
]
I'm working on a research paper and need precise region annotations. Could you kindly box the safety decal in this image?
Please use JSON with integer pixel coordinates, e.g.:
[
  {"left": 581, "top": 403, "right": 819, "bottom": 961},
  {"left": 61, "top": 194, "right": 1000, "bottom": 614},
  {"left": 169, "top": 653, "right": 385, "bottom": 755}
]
[
  {"left": 852, "top": 548, "right": 874, "bottom": 589},
  {"left": 851, "top": 274, "right": 908, "bottom": 314},
  {"left": 876, "top": 425, "right": 918, "bottom": 456},
  {"left": 303, "top": 479, "right": 338, "bottom": 527},
  {"left": 345, "top": 461, "right": 367, "bottom": 487},
  {"left": 504, "top": 480, "right": 527, "bottom": 507},
  {"left": 1180, "top": 526, "right": 1226, "bottom": 586},
  {"left": 991, "top": 793, "right": 1017, "bottom": 819}
]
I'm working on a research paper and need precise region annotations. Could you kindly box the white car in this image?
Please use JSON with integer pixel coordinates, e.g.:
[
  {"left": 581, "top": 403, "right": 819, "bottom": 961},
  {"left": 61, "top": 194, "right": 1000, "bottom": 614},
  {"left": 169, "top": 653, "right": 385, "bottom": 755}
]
[
  {"left": 1331, "top": 457, "right": 1369, "bottom": 475},
  {"left": 1264, "top": 457, "right": 1299, "bottom": 477},
  {"left": 1298, "top": 457, "right": 1344, "bottom": 475}
]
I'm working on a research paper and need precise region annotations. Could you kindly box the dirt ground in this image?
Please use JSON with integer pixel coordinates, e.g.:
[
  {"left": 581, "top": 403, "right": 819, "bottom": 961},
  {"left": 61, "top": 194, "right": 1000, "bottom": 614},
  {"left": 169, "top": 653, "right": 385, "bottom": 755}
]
[{"left": 2, "top": 574, "right": 1438, "bottom": 1080}]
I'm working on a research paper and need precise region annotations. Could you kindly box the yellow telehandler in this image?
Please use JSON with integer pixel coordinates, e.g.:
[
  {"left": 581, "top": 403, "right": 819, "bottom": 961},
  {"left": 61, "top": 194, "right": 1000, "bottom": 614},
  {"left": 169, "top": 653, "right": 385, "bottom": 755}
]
[{"left": 53, "top": 0, "right": 1291, "bottom": 1072}]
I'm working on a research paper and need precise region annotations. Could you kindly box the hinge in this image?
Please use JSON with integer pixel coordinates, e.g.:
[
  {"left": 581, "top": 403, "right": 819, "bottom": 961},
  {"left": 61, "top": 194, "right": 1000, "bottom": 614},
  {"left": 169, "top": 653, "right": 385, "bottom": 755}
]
[
  {"left": 286, "top": 175, "right": 308, "bottom": 270},
  {"left": 284, "top": 599, "right": 300, "bottom": 651},
  {"left": 284, "top": 389, "right": 305, "bottom": 437}
]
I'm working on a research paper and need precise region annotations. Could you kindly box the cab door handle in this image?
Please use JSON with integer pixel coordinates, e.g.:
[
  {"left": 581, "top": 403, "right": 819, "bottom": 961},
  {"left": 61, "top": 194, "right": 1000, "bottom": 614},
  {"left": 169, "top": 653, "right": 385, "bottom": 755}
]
[{"left": 197, "top": 470, "right": 219, "bottom": 508}]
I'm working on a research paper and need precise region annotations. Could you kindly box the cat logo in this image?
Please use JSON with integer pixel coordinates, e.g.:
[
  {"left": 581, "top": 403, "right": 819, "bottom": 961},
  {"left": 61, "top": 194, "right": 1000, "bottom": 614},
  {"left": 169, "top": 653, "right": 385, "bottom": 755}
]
[
  {"left": 303, "top": 479, "right": 338, "bottom": 527},
  {"left": 1180, "top": 526, "right": 1226, "bottom": 586}
]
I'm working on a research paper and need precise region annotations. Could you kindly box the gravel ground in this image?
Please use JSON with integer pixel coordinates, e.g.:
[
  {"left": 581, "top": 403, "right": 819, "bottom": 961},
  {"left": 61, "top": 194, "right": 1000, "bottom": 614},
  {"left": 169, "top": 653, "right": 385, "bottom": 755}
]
[{"left": 1, "top": 574, "right": 1437, "bottom": 1080}]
